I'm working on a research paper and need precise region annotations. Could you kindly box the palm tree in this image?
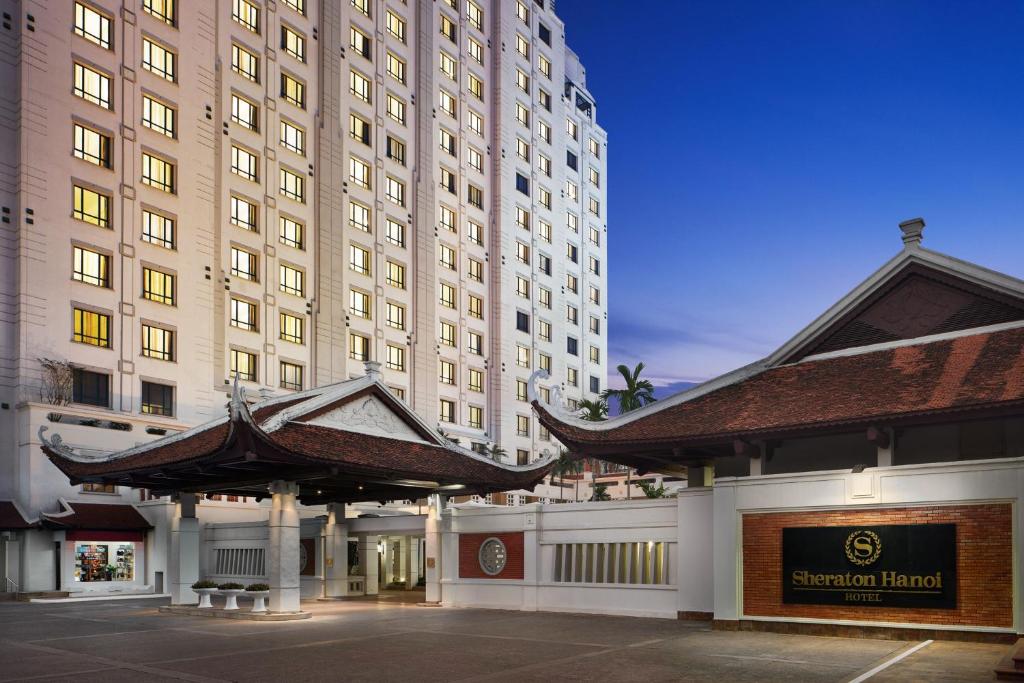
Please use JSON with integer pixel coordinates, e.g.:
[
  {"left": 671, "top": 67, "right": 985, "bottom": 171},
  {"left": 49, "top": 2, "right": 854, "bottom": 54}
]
[
  {"left": 591, "top": 483, "right": 610, "bottom": 501},
  {"left": 489, "top": 445, "right": 507, "bottom": 463},
  {"left": 550, "top": 449, "right": 575, "bottom": 501},
  {"left": 577, "top": 398, "right": 608, "bottom": 422},
  {"left": 601, "top": 363, "right": 656, "bottom": 414}
]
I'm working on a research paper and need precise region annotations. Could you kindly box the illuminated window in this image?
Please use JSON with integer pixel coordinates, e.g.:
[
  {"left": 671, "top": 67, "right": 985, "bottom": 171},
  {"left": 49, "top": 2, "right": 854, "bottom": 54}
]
[
  {"left": 386, "top": 344, "right": 405, "bottom": 371},
  {"left": 439, "top": 244, "right": 457, "bottom": 270},
  {"left": 588, "top": 197, "right": 601, "bottom": 217},
  {"left": 469, "top": 369, "right": 483, "bottom": 392},
  {"left": 539, "top": 353, "right": 551, "bottom": 372},
  {"left": 282, "top": 0, "right": 304, "bottom": 13},
  {"left": 468, "top": 258, "right": 483, "bottom": 282},
  {"left": 386, "top": 95, "right": 405, "bottom": 124},
  {"left": 231, "top": 145, "right": 259, "bottom": 182},
  {"left": 440, "top": 168, "right": 456, "bottom": 194},
  {"left": 141, "top": 324, "right": 174, "bottom": 361},
  {"left": 386, "top": 52, "right": 405, "bottom": 84},
  {"left": 468, "top": 220, "right": 483, "bottom": 245},
  {"left": 539, "top": 220, "right": 552, "bottom": 242},
  {"left": 516, "top": 1, "right": 529, "bottom": 23},
  {"left": 516, "top": 69, "right": 529, "bottom": 93},
  {"left": 350, "top": 113, "right": 371, "bottom": 145},
  {"left": 349, "top": 156, "right": 371, "bottom": 189},
  {"left": 565, "top": 180, "right": 578, "bottom": 202},
  {"left": 439, "top": 399, "right": 455, "bottom": 423},
  {"left": 538, "top": 120, "right": 551, "bottom": 143},
  {"left": 439, "top": 90, "right": 457, "bottom": 117},
  {"left": 280, "top": 120, "right": 305, "bottom": 155},
  {"left": 468, "top": 110, "right": 483, "bottom": 136},
  {"left": 567, "top": 367, "right": 578, "bottom": 387},
  {"left": 538, "top": 54, "right": 551, "bottom": 78},
  {"left": 73, "top": 63, "right": 111, "bottom": 109},
  {"left": 440, "top": 51, "right": 457, "bottom": 80},
  {"left": 468, "top": 147, "right": 483, "bottom": 172},
  {"left": 73, "top": 123, "right": 111, "bottom": 168},
  {"left": 468, "top": 405, "right": 483, "bottom": 429},
  {"left": 386, "top": 261, "right": 405, "bottom": 289},
  {"left": 142, "top": 95, "right": 176, "bottom": 137},
  {"left": 281, "top": 73, "right": 305, "bottom": 108},
  {"left": 230, "top": 348, "right": 257, "bottom": 382},
  {"left": 350, "top": 27, "right": 371, "bottom": 59},
  {"left": 349, "top": 333, "right": 369, "bottom": 361},
  {"left": 73, "top": 185, "right": 110, "bottom": 228},
  {"left": 143, "top": 0, "right": 175, "bottom": 25},
  {"left": 281, "top": 25, "right": 306, "bottom": 62},
  {"left": 539, "top": 89, "right": 551, "bottom": 111},
  {"left": 467, "top": 1, "right": 483, "bottom": 30},
  {"left": 516, "top": 34, "right": 529, "bottom": 58},
  {"left": 468, "top": 73, "right": 483, "bottom": 101},
  {"left": 352, "top": 0, "right": 370, "bottom": 17},
  {"left": 233, "top": 0, "right": 259, "bottom": 32},
  {"left": 74, "top": 3, "right": 111, "bottom": 49},
  {"left": 387, "top": 10, "right": 406, "bottom": 42},
  {"left": 385, "top": 218, "right": 405, "bottom": 247},
  {"left": 280, "top": 361, "right": 303, "bottom": 390},
  {"left": 539, "top": 286, "right": 551, "bottom": 309},
  {"left": 468, "top": 294, "right": 483, "bottom": 319},
  {"left": 387, "top": 136, "right": 406, "bottom": 165},
  {"left": 385, "top": 177, "right": 405, "bottom": 206},
  {"left": 280, "top": 167, "right": 305, "bottom": 202},
  {"left": 231, "top": 196, "right": 258, "bottom": 232},
  {"left": 516, "top": 103, "right": 529, "bottom": 127},
  {"left": 516, "top": 276, "right": 529, "bottom": 299},
  {"left": 516, "top": 241, "right": 530, "bottom": 264},
  {"left": 386, "top": 302, "right": 405, "bottom": 330},
  {"left": 350, "top": 244, "right": 371, "bottom": 275},
  {"left": 72, "top": 246, "right": 110, "bottom": 288},
  {"left": 440, "top": 360, "right": 455, "bottom": 385},
  {"left": 440, "top": 14, "right": 456, "bottom": 42},
  {"left": 590, "top": 316, "right": 601, "bottom": 334},
  {"left": 230, "top": 247, "right": 257, "bottom": 280},
  {"left": 231, "top": 94, "right": 259, "bottom": 131},
  {"left": 516, "top": 345, "right": 530, "bottom": 368},
  {"left": 590, "top": 345, "right": 601, "bottom": 363},
  {"left": 142, "top": 210, "right": 174, "bottom": 249},
  {"left": 567, "top": 211, "right": 579, "bottom": 233},
  {"left": 516, "top": 207, "right": 530, "bottom": 231},
  {"left": 589, "top": 167, "right": 600, "bottom": 187},
  {"left": 440, "top": 129, "right": 456, "bottom": 156},
  {"left": 141, "top": 153, "right": 175, "bottom": 193},
  {"left": 469, "top": 37, "right": 483, "bottom": 64},
  {"left": 589, "top": 138, "right": 601, "bottom": 157},
  {"left": 517, "top": 414, "right": 530, "bottom": 437},
  {"left": 440, "top": 321, "right": 456, "bottom": 347},
  {"left": 279, "top": 264, "right": 305, "bottom": 297},
  {"left": 349, "top": 289, "right": 370, "bottom": 318},
  {"left": 349, "top": 201, "right": 370, "bottom": 231},
  {"left": 279, "top": 312, "right": 304, "bottom": 344},
  {"left": 231, "top": 44, "right": 259, "bottom": 82},
  {"left": 439, "top": 283, "right": 456, "bottom": 308},
  {"left": 468, "top": 331, "right": 483, "bottom": 355},
  {"left": 279, "top": 216, "right": 304, "bottom": 249},
  {"left": 142, "top": 267, "right": 175, "bottom": 305},
  {"left": 467, "top": 184, "right": 483, "bottom": 209},
  {"left": 567, "top": 303, "right": 578, "bottom": 323},
  {"left": 230, "top": 298, "right": 257, "bottom": 331},
  {"left": 539, "top": 319, "right": 551, "bottom": 341}
]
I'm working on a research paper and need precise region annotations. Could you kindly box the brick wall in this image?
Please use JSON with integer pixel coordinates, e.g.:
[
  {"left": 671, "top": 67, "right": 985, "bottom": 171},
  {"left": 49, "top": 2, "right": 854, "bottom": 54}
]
[
  {"left": 742, "top": 503, "right": 1013, "bottom": 628},
  {"left": 458, "top": 532, "right": 525, "bottom": 580}
]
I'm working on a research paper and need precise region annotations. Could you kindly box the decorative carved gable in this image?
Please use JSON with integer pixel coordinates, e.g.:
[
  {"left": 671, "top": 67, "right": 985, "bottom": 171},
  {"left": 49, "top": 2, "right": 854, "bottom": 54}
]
[
  {"left": 787, "top": 266, "right": 1024, "bottom": 361},
  {"left": 305, "top": 395, "right": 426, "bottom": 443}
]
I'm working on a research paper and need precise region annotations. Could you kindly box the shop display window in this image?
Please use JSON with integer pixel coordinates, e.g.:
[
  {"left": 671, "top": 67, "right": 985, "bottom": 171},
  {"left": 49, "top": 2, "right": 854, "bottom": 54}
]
[{"left": 74, "top": 542, "right": 135, "bottom": 582}]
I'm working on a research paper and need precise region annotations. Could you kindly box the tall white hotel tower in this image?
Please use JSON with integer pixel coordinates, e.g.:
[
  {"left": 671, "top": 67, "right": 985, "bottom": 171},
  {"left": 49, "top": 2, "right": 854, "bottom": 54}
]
[{"left": 0, "top": 0, "right": 607, "bottom": 523}]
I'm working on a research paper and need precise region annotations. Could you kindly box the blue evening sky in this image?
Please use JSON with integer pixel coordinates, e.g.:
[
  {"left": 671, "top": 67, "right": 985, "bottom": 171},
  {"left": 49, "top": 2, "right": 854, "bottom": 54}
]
[{"left": 556, "top": 1, "right": 1024, "bottom": 391}]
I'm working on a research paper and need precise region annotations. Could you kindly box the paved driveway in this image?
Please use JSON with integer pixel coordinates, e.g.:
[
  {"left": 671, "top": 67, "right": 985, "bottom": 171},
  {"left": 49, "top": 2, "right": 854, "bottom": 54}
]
[{"left": 0, "top": 594, "right": 1006, "bottom": 682}]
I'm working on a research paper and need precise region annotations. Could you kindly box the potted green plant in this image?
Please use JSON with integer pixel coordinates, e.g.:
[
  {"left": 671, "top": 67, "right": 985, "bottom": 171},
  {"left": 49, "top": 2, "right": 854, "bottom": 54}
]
[
  {"left": 191, "top": 579, "right": 218, "bottom": 608},
  {"left": 218, "top": 582, "right": 245, "bottom": 610},
  {"left": 245, "top": 583, "right": 270, "bottom": 613}
]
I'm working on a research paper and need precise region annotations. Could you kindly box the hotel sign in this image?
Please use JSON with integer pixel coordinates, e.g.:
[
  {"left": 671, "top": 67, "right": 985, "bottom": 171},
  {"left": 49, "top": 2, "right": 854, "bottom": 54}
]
[{"left": 781, "top": 524, "right": 956, "bottom": 609}]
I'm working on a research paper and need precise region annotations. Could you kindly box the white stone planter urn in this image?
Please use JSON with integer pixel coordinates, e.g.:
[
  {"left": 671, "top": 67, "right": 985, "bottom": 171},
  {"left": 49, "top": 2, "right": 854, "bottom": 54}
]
[
  {"left": 194, "top": 588, "right": 217, "bottom": 608},
  {"left": 219, "top": 588, "right": 245, "bottom": 610},
  {"left": 246, "top": 590, "right": 270, "bottom": 613}
]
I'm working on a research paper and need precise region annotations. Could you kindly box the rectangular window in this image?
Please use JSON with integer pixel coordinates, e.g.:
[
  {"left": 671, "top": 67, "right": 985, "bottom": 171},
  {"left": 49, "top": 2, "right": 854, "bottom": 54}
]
[
  {"left": 517, "top": 138, "right": 530, "bottom": 161},
  {"left": 230, "top": 298, "right": 258, "bottom": 331},
  {"left": 539, "top": 154, "right": 551, "bottom": 177},
  {"left": 281, "top": 25, "right": 306, "bottom": 62},
  {"left": 516, "top": 276, "right": 530, "bottom": 299},
  {"left": 387, "top": 10, "right": 406, "bottom": 42},
  {"left": 516, "top": 34, "right": 529, "bottom": 58},
  {"left": 386, "top": 95, "right": 405, "bottom": 124},
  {"left": 231, "top": 43, "right": 259, "bottom": 82},
  {"left": 439, "top": 244, "right": 457, "bottom": 270},
  {"left": 439, "top": 90, "right": 457, "bottom": 117},
  {"left": 517, "top": 241, "right": 530, "bottom": 264},
  {"left": 468, "top": 220, "right": 483, "bottom": 245},
  {"left": 73, "top": 185, "right": 110, "bottom": 228},
  {"left": 590, "top": 345, "right": 601, "bottom": 363},
  {"left": 539, "top": 54, "right": 551, "bottom": 78},
  {"left": 279, "top": 264, "right": 305, "bottom": 297},
  {"left": 230, "top": 94, "right": 258, "bottom": 131},
  {"left": 385, "top": 177, "right": 405, "bottom": 206},
  {"left": 387, "top": 136, "right": 406, "bottom": 165},
  {"left": 468, "top": 73, "right": 483, "bottom": 101},
  {"left": 142, "top": 95, "right": 176, "bottom": 137},
  {"left": 516, "top": 207, "right": 530, "bottom": 231},
  {"left": 469, "top": 369, "right": 483, "bottom": 393},
  {"left": 539, "top": 287, "right": 551, "bottom": 309},
  {"left": 440, "top": 129, "right": 456, "bottom": 156},
  {"left": 516, "top": 1, "right": 529, "bottom": 23},
  {"left": 349, "top": 289, "right": 370, "bottom": 318},
  {"left": 386, "top": 52, "right": 405, "bottom": 84},
  {"left": 142, "top": 266, "right": 175, "bottom": 305},
  {"left": 468, "top": 332, "right": 483, "bottom": 355},
  {"left": 517, "top": 414, "right": 530, "bottom": 437},
  {"left": 467, "top": 0, "right": 483, "bottom": 30},
  {"left": 233, "top": 0, "right": 260, "bottom": 32},
  {"left": 142, "top": 37, "right": 176, "bottom": 81},
  {"left": 282, "top": 0, "right": 305, "bottom": 13},
  {"left": 589, "top": 197, "right": 601, "bottom": 217},
  {"left": 73, "top": 62, "right": 111, "bottom": 109},
  {"left": 231, "top": 196, "right": 258, "bottom": 232},
  {"left": 539, "top": 353, "right": 551, "bottom": 372},
  {"left": 469, "top": 37, "right": 484, "bottom": 65},
  {"left": 349, "top": 157, "right": 371, "bottom": 189},
  {"left": 143, "top": 0, "right": 175, "bottom": 25},
  {"left": 280, "top": 361, "right": 303, "bottom": 390},
  {"left": 281, "top": 73, "right": 306, "bottom": 108},
  {"left": 386, "top": 344, "right": 405, "bottom": 371},
  {"left": 141, "top": 324, "right": 174, "bottom": 361},
  {"left": 439, "top": 283, "right": 456, "bottom": 308},
  {"left": 468, "top": 110, "right": 483, "bottom": 135},
  {"left": 75, "top": 2, "right": 112, "bottom": 49},
  {"left": 280, "top": 168, "right": 305, "bottom": 202},
  {"left": 440, "top": 168, "right": 456, "bottom": 194},
  {"left": 73, "top": 123, "right": 111, "bottom": 168},
  {"left": 439, "top": 399, "right": 455, "bottom": 423},
  {"left": 350, "top": 244, "right": 371, "bottom": 275},
  {"left": 349, "top": 333, "right": 369, "bottom": 361},
  {"left": 142, "top": 210, "right": 174, "bottom": 249},
  {"left": 230, "top": 349, "right": 257, "bottom": 382},
  {"left": 231, "top": 246, "right": 257, "bottom": 280},
  {"left": 516, "top": 173, "right": 530, "bottom": 196},
  {"left": 440, "top": 51, "right": 457, "bottom": 81},
  {"left": 350, "top": 113, "right": 371, "bottom": 145},
  {"left": 440, "top": 321, "right": 457, "bottom": 347},
  {"left": 279, "top": 312, "right": 304, "bottom": 344},
  {"left": 516, "top": 69, "right": 529, "bottom": 93},
  {"left": 539, "top": 220, "right": 552, "bottom": 242},
  {"left": 538, "top": 120, "right": 551, "bottom": 143},
  {"left": 516, "top": 345, "right": 530, "bottom": 368},
  {"left": 72, "top": 246, "right": 110, "bottom": 288},
  {"left": 352, "top": 0, "right": 370, "bottom": 17},
  {"left": 386, "top": 302, "right": 405, "bottom": 330},
  {"left": 349, "top": 202, "right": 370, "bottom": 232},
  {"left": 516, "top": 310, "right": 530, "bottom": 332},
  {"left": 141, "top": 381, "right": 174, "bottom": 417},
  {"left": 73, "top": 368, "right": 110, "bottom": 407},
  {"left": 386, "top": 261, "right": 406, "bottom": 289},
  {"left": 468, "top": 258, "right": 483, "bottom": 282},
  {"left": 590, "top": 138, "right": 601, "bottom": 157},
  {"left": 539, "top": 319, "right": 552, "bottom": 341},
  {"left": 280, "top": 120, "right": 305, "bottom": 155},
  {"left": 231, "top": 145, "right": 259, "bottom": 182},
  {"left": 440, "top": 14, "right": 456, "bottom": 42},
  {"left": 439, "top": 360, "right": 456, "bottom": 385},
  {"left": 468, "top": 294, "right": 483, "bottom": 319},
  {"left": 141, "top": 153, "right": 175, "bottom": 193},
  {"left": 567, "top": 367, "right": 579, "bottom": 387},
  {"left": 539, "top": 89, "right": 552, "bottom": 111},
  {"left": 279, "top": 216, "right": 304, "bottom": 249},
  {"left": 350, "top": 28, "right": 371, "bottom": 60},
  {"left": 468, "top": 184, "right": 483, "bottom": 209},
  {"left": 468, "top": 147, "right": 483, "bottom": 172},
  {"left": 385, "top": 219, "right": 403, "bottom": 248},
  {"left": 468, "top": 405, "right": 483, "bottom": 429}
]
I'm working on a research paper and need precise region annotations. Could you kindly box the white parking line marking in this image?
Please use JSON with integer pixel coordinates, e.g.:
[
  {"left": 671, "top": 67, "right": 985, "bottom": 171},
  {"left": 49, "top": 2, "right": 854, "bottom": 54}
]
[{"left": 847, "top": 640, "right": 933, "bottom": 683}]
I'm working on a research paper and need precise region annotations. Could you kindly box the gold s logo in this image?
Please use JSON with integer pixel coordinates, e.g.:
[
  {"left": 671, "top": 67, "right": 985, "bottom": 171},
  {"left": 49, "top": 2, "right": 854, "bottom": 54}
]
[{"left": 845, "top": 530, "right": 882, "bottom": 566}]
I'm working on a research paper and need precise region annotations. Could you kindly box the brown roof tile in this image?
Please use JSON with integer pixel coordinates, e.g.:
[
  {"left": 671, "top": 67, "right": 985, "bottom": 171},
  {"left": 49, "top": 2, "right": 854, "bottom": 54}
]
[
  {"left": 43, "top": 502, "right": 151, "bottom": 530},
  {"left": 0, "top": 501, "right": 34, "bottom": 529}
]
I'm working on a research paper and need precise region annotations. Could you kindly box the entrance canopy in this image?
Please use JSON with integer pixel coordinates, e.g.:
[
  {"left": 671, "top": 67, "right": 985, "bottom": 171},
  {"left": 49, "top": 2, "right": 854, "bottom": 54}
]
[{"left": 41, "top": 364, "right": 555, "bottom": 505}]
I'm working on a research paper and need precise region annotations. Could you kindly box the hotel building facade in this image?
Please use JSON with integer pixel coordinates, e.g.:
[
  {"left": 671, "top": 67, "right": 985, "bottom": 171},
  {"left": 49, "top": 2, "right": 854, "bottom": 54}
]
[{"left": 0, "top": 0, "right": 606, "bottom": 590}]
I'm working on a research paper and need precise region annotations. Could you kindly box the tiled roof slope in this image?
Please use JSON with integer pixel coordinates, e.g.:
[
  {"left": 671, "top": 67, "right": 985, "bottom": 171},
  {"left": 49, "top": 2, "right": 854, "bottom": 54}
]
[{"left": 537, "top": 326, "right": 1024, "bottom": 449}]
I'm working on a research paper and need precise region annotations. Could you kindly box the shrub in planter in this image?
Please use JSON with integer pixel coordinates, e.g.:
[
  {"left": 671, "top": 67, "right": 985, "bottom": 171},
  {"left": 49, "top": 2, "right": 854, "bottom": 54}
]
[
  {"left": 218, "top": 582, "right": 244, "bottom": 590},
  {"left": 192, "top": 580, "right": 218, "bottom": 589},
  {"left": 246, "top": 583, "right": 270, "bottom": 613},
  {"left": 218, "top": 582, "right": 245, "bottom": 610},
  {"left": 246, "top": 583, "right": 269, "bottom": 592},
  {"left": 192, "top": 579, "right": 219, "bottom": 608}
]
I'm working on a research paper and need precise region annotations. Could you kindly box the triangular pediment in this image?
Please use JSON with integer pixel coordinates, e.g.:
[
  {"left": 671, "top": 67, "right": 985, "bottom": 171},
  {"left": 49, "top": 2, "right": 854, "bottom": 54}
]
[
  {"left": 777, "top": 259, "right": 1024, "bottom": 363},
  {"left": 305, "top": 394, "right": 428, "bottom": 443}
]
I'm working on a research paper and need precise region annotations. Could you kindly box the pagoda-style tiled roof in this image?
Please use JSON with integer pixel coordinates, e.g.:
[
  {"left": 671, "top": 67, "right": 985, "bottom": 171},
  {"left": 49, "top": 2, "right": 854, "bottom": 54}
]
[
  {"left": 0, "top": 501, "right": 35, "bottom": 530},
  {"left": 41, "top": 370, "right": 556, "bottom": 505},
  {"left": 41, "top": 501, "right": 151, "bottom": 531}
]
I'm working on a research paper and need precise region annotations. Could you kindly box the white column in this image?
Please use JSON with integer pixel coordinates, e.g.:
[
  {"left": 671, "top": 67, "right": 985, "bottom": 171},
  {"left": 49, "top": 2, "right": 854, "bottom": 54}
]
[
  {"left": 268, "top": 480, "right": 301, "bottom": 613},
  {"left": 404, "top": 535, "right": 421, "bottom": 590},
  {"left": 522, "top": 510, "right": 539, "bottom": 611},
  {"left": 361, "top": 535, "right": 379, "bottom": 595},
  {"left": 168, "top": 493, "right": 199, "bottom": 605},
  {"left": 323, "top": 503, "right": 349, "bottom": 598},
  {"left": 424, "top": 494, "right": 444, "bottom": 603}
]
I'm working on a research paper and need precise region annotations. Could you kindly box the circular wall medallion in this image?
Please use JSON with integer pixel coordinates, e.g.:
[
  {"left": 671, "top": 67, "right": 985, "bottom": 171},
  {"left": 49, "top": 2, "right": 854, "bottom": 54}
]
[
  {"left": 299, "top": 543, "right": 309, "bottom": 573},
  {"left": 478, "top": 537, "right": 507, "bottom": 576},
  {"left": 844, "top": 530, "right": 882, "bottom": 566}
]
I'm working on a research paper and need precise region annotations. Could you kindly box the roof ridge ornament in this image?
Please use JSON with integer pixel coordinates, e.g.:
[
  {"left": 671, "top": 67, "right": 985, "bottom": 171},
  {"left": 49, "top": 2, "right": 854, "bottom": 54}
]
[
  {"left": 526, "top": 369, "right": 574, "bottom": 420},
  {"left": 364, "top": 360, "right": 383, "bottom": 381},
  {"left": 899, "top": 217, "right": 925, "bottom": 249},
  {"left": 229, "top": 372, "right": 246, "bottom": 420}
]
